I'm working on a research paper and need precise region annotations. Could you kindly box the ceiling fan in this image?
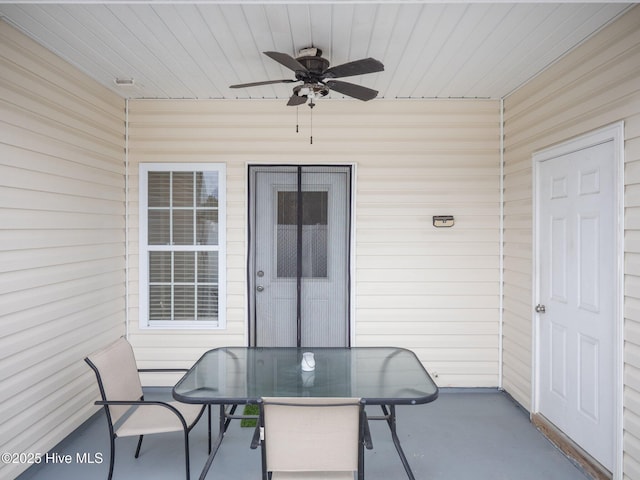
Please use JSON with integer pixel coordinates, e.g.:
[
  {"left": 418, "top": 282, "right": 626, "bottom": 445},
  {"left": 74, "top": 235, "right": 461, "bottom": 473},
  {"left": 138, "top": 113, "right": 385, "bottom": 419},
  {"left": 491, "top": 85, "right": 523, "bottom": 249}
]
[{"left": 230, "top": 47, "right": 384, "bottom": 107}]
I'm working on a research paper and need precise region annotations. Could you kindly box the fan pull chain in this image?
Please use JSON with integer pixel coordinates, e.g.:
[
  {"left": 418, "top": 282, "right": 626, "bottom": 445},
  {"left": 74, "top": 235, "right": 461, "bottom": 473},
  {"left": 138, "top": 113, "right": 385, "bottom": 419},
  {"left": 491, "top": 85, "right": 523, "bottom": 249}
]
[
  {"left": 296, "top": 107, "right": 299, "bottom": 133},
  {"left": 309, "top": 100, "right": 314, "bottom": 144}
]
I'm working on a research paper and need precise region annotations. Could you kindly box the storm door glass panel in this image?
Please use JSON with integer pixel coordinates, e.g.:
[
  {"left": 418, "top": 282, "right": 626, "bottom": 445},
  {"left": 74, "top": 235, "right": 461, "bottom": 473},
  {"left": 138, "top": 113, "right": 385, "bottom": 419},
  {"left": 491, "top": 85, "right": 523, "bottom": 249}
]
[
  {"left": 301, "top": 191, "right": 328, "bottom": 278},
  {"left": 142, "top": 166, "right": 224, "bottom": 328},
  {"left": 276, "top": 191, "right": 298, "bottom": 278},
  {"left": 277, "top": 191, "right": 328, "bottom": 278}
]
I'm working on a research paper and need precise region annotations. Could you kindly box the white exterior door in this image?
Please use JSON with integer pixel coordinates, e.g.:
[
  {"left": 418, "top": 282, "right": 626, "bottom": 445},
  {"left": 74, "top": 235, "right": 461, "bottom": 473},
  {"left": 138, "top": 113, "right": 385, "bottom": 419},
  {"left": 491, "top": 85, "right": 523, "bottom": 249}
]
[
  {"left": 249, "top": 166, "right": 351, "bottom": 347},
  {"left": 536, "top": 138, "right": 618, "bottom": 471}
]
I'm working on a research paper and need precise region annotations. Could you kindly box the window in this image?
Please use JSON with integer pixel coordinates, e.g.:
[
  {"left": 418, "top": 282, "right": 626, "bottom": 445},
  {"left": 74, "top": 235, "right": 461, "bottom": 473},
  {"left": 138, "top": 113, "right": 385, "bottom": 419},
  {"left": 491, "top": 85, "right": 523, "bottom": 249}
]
[{"left": 139, "top": 164, "right": 226, "bottom": 329}]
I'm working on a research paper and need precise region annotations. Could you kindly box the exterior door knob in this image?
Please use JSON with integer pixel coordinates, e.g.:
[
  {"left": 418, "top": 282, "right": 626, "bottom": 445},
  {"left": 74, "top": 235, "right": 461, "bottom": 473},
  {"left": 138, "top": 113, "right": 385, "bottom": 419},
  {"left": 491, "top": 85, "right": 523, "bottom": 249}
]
[
  {"left": 256, "top": 285, "right": 264, "bottom": 292},
  {"left": 535, "top": 304, "right": 546, "bottom": 313}
]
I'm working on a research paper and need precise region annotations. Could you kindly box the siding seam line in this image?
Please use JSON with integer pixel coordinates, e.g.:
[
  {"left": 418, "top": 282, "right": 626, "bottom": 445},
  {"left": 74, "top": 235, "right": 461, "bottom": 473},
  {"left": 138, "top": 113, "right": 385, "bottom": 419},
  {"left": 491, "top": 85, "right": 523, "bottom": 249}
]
[
  {"left": 125, "top": 98, "right": 130, "bottom": 340},
  {"left": 499, "top": 98, "right": 504, "bottom": 390}
]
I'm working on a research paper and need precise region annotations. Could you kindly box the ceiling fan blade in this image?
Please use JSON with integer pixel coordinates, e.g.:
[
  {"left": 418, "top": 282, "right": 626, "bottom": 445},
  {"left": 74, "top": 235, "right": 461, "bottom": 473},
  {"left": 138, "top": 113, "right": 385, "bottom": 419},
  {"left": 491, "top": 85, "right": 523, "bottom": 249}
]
[
  {"left": 264, "top": 51, "right": 309, "bottom": 73},
  {"left": 323, "top": 58, "right": 384, "bottom": 79},
  {"left": 325, "top": 80, "right": 378, "bottom": 101},
  {"left": 230, "top": 79, "right": 296, "bottom": 88},
  {"left": 287, "top": 93, "right": 308, "bottom": 106}
]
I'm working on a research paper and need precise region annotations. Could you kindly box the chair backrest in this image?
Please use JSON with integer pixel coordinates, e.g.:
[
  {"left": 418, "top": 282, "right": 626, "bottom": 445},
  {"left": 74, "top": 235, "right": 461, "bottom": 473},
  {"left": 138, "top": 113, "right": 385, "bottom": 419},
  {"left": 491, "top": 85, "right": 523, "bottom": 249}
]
[
  {"left": 261, "top": 397, "right": 362, "bottom": 474},
  {"left": 85, "top": 337, "right": 144, "bottom": 424}
]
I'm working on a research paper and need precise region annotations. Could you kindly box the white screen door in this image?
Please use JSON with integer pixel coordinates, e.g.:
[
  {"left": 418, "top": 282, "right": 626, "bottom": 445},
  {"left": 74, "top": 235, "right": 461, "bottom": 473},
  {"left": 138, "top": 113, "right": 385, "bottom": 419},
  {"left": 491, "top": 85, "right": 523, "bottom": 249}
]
[
  {"left": 249, "top": 166, "right": 351, "bottom": 347},
  {"left": 536, "top": 137, "right": 618, "bottom": 471}
]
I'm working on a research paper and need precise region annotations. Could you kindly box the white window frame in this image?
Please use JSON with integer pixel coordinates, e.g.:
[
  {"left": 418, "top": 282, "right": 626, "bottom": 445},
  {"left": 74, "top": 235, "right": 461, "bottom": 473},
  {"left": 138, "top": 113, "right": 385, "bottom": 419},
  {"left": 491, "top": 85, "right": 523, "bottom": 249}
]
[{"left": 139, "top": 163, "right": 226, "bottom": 329}]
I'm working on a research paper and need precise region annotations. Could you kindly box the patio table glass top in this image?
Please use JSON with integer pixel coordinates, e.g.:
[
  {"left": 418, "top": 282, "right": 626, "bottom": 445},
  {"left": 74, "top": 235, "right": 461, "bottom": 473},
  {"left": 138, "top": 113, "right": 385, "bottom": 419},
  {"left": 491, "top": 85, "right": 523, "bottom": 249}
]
[{"left": 173, "top": 346, "right": 438, "bottom": 405}]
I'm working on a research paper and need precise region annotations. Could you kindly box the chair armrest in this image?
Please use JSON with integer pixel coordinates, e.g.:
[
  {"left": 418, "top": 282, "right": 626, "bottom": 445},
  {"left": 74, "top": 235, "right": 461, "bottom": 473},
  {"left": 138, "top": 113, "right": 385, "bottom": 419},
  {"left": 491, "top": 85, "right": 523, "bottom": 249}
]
[
  {"left": 137, "top": 368, "right": 189, "bottom": 373},
  {"left": 95, "top": 400, "right": 189, "bottom": 429}
]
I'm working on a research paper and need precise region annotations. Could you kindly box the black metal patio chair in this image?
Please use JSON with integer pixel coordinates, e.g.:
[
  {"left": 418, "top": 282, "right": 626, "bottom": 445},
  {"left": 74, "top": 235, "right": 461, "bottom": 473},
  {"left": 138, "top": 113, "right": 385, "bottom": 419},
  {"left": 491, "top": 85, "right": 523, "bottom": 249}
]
[
  {"left": 85, "top": 337, "right": 207, "bottom": 480},
  {"left": 251, "top": 396, "right": 372, "bottom": 480}
]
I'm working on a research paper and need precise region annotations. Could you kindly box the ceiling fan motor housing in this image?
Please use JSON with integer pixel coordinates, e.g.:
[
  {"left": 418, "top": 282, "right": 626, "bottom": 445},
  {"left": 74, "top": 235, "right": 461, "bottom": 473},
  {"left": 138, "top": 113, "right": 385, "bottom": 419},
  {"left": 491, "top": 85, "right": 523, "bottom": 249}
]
[{"left": 295, "top": 56, "right": 330, "bottom": 76}]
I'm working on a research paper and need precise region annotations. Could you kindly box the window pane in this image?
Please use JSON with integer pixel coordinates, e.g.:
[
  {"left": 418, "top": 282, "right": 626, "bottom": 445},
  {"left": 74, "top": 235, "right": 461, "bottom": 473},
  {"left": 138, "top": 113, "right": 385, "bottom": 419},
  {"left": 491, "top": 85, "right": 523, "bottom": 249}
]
[
  {"left": 149, "top": 285, "right": 171, "bottom": 320},
  {"left": 278, "top": 191, "right": 298, "bottom": 225},
  {"left": 301, "top": 191, "right": 328, "bottom": 278},
  {"left": 198, "top": 286, "right": 218, "bottom": 320},
  {"left": 173, "top": 210, "right": 194, "bottom": 245},
  {"left": 172, "top": 172, "right": 194, "bottom": 207},
  {"left": 149, "top": 252, "right": 171, "bottom": 283},
  {"left": 148, "top": 210, "right": 170, "bottom": 245},
  {"left": 277, "top": 192, "right": 328, "bottom": 226},
  {"left": 302, "top": 192, "right": 328, "bottom": 225},
  {"left": 197, "top": 172, "right": 219, "bottom": 207},
  {"left": 174, "top": 286, "right": 195, "bottom": 320},
  {"left": 198, "top": 252, "right": 218, "bottom": 283},
  {"left": 174, "top": 252, "right": 195, "bottom": 283},
  {"left": 197, "top": 210, "right": 219, "bottom": 245},
  {"left": 148, "top": 172, "right": 170, "bottom": 207}
]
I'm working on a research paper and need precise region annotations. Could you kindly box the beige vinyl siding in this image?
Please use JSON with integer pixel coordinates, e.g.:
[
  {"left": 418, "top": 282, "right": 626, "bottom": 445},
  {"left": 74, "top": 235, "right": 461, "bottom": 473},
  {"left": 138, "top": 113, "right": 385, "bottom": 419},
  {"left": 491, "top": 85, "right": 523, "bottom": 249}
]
[
  {"left": 128, "top": 99, "right": 500, "bottom": 388},
  {"left": 0, "top": 21, "right": 125, "bottom": 479},
  {"left": 502, "top": 5, "right": 640, "bottom": 478}
]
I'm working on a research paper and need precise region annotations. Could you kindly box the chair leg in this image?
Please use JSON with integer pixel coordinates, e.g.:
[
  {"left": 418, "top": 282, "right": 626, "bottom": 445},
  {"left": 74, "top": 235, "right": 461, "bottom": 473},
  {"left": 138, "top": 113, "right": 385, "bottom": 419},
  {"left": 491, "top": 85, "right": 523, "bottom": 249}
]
[
  {"left": 135, "top": 435, "right": 144, "bottom": 458},
  {"left": 107, "top": 435, "right": 116, "bottom": 480},
  {"left": 184, "top": 430, "right": 190, "bottom": 480},
  {"left": 208, "top": 404, "right": 212, "bottom": 454}
]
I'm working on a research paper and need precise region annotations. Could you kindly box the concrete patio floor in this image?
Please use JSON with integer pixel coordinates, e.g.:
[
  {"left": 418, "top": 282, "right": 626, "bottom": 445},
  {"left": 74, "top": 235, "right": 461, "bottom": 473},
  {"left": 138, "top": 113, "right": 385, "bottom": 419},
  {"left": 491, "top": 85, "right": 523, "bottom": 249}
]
[{"left": 16, "top": 388, "right": 590, "bottom": 480}]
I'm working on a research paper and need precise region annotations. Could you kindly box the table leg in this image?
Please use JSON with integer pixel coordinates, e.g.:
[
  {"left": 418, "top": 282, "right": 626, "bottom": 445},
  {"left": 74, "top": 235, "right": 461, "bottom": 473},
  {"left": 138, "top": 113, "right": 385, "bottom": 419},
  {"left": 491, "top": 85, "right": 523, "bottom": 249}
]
[
  {"left": 380, "top": 405, "right": 416, "bottom": 480},
  {"left": 358, "top": 421, "right": 364, "bottom": 480},
  {"left": 198, "top": 405, "right": 228, "bottom": 480}
]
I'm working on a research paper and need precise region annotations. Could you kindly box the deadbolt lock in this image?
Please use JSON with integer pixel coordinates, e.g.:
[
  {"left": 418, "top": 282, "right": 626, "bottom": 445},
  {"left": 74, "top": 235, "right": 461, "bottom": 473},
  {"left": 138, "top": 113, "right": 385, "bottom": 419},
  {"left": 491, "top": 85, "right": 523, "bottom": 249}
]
[{"left": 535, "top": 304, "right": 546, "bottom": 313}]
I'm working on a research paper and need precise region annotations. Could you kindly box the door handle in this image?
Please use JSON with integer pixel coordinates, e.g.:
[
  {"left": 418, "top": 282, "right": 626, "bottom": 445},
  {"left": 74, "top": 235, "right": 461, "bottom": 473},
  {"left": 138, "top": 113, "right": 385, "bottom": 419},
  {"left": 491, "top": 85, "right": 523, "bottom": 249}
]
[
  {"left": 535, "top": 304, "right": 546, "bottom": 313},
  {"left": 256, "top": 285, "right": 264, "bottom": 292}
]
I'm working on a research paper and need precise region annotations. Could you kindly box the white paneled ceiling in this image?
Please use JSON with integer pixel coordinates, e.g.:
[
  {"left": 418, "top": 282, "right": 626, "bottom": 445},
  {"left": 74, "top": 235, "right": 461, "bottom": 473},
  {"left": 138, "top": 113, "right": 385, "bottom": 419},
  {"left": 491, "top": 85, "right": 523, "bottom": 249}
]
[{"left": 0, "top": 2, "right": 633, "bottom": 101}]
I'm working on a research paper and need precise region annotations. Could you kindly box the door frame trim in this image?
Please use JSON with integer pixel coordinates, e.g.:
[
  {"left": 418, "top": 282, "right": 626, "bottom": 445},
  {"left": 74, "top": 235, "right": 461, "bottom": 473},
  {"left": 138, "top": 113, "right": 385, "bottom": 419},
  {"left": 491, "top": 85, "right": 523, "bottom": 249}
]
[
  {"left": 245, "top": 163, "right": 356, "bottom": 347},
  {"left": 531, "top": 122, "right": 624, "bottom": 478}
]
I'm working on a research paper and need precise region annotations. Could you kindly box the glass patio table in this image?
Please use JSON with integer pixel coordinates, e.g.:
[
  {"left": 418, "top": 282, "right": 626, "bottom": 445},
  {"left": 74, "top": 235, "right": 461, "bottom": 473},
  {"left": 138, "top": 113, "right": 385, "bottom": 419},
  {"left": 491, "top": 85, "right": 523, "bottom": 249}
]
[{"left": 173, "top": 347, "right": 439, "bottom": 480}]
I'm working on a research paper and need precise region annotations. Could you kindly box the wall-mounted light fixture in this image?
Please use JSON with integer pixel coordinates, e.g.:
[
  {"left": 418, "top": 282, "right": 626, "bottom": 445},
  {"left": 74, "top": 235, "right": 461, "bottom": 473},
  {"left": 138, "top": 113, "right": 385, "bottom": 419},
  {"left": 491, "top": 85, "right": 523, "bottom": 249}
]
[{"left": 433, "top": 215, "right": 455, "bottom": 228}]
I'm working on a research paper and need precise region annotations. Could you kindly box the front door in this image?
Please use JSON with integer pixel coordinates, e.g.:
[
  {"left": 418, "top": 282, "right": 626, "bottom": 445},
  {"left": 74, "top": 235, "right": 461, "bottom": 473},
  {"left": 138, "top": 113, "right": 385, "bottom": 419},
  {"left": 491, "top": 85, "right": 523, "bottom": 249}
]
[
  {"left": 535, "top": 132, "right": 619, "bottom": 471},
  {"left": 249, "top": 165, "right": 351, "bottom": 347}
]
